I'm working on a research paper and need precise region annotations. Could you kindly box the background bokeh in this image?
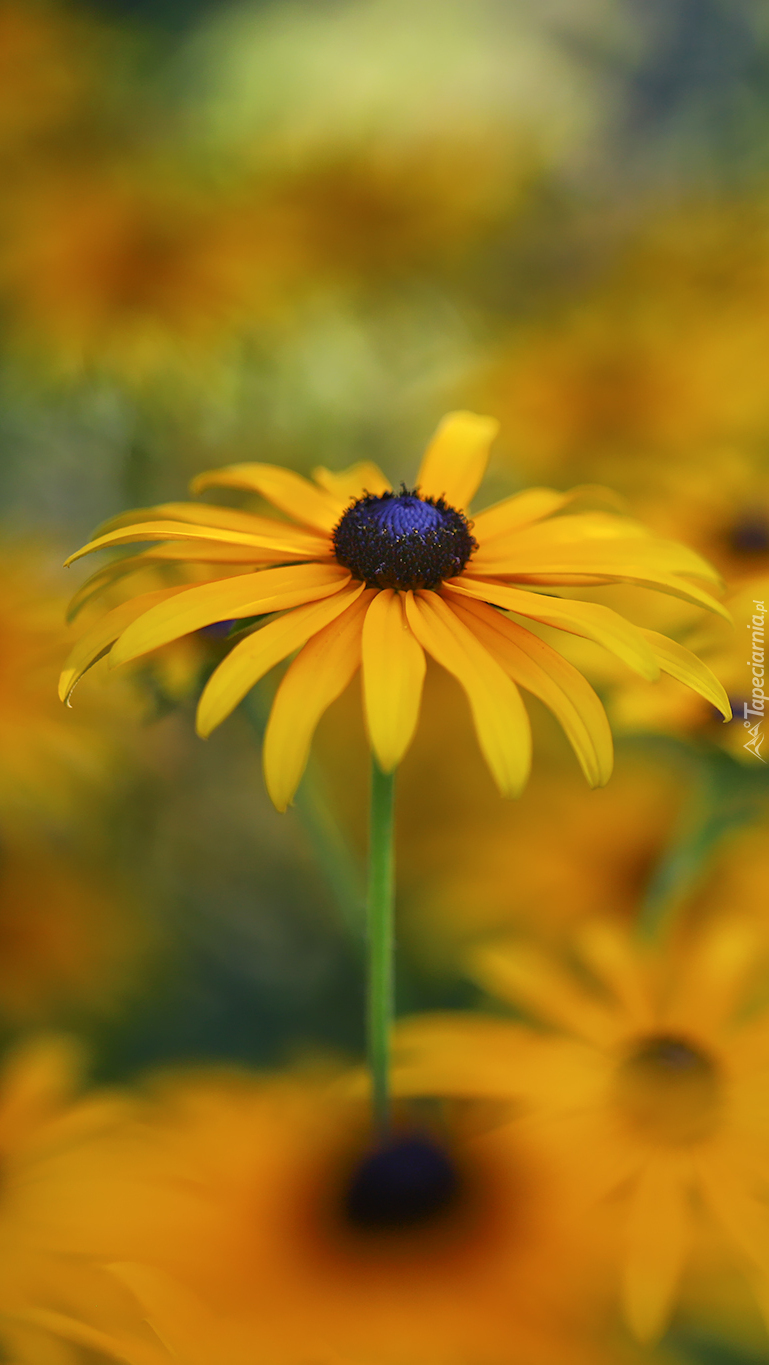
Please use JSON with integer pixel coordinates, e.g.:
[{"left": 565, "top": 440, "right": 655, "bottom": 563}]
[{"left": 4, "top": 4, "right": 769, "bottom": 1358}]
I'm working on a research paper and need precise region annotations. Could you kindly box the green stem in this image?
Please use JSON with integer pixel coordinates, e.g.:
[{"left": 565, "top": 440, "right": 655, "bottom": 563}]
[{"left": 367, "top": 760, "right": 396, "bottom": 1131}]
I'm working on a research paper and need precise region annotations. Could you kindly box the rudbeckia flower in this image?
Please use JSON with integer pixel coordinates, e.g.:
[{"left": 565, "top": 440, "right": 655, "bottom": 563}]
[
  {"left": 0, "top": 1034, "right": 137, "bottom": 1365},
  {"left": 393, "top": 916, "right": 769, "bottom": 1343},
  {"left": 16, "top": 1070, "right": 625, "bottom": 1365},
  {"left": 61, "top": 411, "right": 730, "bottom": 810}
]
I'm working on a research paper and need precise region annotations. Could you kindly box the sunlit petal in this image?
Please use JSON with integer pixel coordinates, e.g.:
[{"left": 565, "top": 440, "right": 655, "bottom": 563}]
[
  {"left": 361, "top": 589, "right": 426, "bottom": 772},
  {"left": 416, "top": 411, "right": 499, "bottom": 510},
  {"left": 196, "top": 582, "right": 366, "bottom": 739},
  {"left": 404, "top": 590, "right": 531, "bottom": 797},
  {"left": 313, "top": 461, "right": 392, "bottom": 500},
  {"left": 190, "top": 463, "right": 345, "bottom": 533},
  {"left": 622, "top": 1155, "right": 692, "bottom": 1342},
  {"left": 263, "top": 591, "right": 374, "bottom": 811},
  {"left": 110, "top": 564, "right": 350, "bottom": 667}
]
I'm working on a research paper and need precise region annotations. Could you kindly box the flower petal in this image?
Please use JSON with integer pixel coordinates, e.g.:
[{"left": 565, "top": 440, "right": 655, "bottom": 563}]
[
  {"left": 312, "top": 461, "right": 392, "bottom": 500},
  {"left": 695, "top": 1144, "right": 769, "bottom": 1271},
  {"left": 110, "top": 564, "right": 350, "bottom": 667},
  {"left": 404, "top": 590, "right": 531, "bottom": 797},
  {"left": 446, "top": 590, "right": 613, "bottom": 787},
  {"left": 639, "top": 628, "right": 731, "bottom": 720},
  {"left": 449, "top": 577, "right": 661, "bottom": 679},
  {"left": 473, "top": 488, "right": 626, "bottom": 543},
  {"left": 573, "top": 922, "right": 655, "bottom": 1031},
  {"left": 92, "top": 501, "right": 322, "bottom": 544},
  {"left": 196, "top": 582, "right": 366, "bottom": 738},
  {"left": 361, "top": 589, "right": 426, "bottom": 772},
  {"left": 622, "top": 1156, "right": 693, "bottom": 1342},
  {"left": 416, "top": 411, "right": 499, "bottom": 510},
  {"left": 6, "top": 1306, "right": 168, "bottom": 1365},
  {"left": 663, "top": 917, "right": 759, "bottom": 1037},
  {"left": 59, "top": 586, "right": 189, "bottom": 702},
  {"left": 469, "top": 942, "right": 623, "bottom": 1047},
  {"left": 65, "top": 519, "right": 329, "bottom": 568},
  {"left": 263, "top": 591, "right": 375, "bottom": 811},
  {"left": 190, "top": 463, "right": 345, "bottom": 533}
]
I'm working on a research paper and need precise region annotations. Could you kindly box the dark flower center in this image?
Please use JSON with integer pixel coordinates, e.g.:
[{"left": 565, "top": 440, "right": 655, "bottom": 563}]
[
  {"left": 726, "top": 515, "right": 769, "bottom": 556},
  {"left": 613, "top": 1033, "right": 722, "bottom": 1144},
  {"left": 332, "top": 488, "right": 477, "bottom": 590},
  {"left": 341, "top": 1132, "right": 463, "bottom": 1232}
]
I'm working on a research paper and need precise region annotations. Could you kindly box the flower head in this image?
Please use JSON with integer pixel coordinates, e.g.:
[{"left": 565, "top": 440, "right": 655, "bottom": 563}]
[
  {"left": 18, "top": 1069, "right": 625, "bottom": 1365},
  {"left": 61, "top": 411, "right": 730, "bottom": 809},
  {"left": 393, "top": 916, "right": 769, "bottom": 1343}
]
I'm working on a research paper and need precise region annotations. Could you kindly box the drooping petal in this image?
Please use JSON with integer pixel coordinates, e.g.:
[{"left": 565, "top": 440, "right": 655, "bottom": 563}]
[
  {"left": 486, "top": 568, "right": 731, "bottom": 619},
  {"left": 59, "top": 587, "right": 189, "bottom": 702},
  {"left": 640, "top": 628, "right": 731, "bottom": 720},
  {"left": 66, "top": 542, "right": 320, "bottom": 622},
  {"left": 404, "top": 590, "right": 531, "bottom": 798},
  {"left": 263, "top": 591, "right": 375, "bottom": 811},
  {"left": 190, "top": 463, "right": 345, "bottom": 533},
  {"left": 196, "top": 582, "right": 366, "bottom": 738},
  {"left": 446, "top": 590, "right": 613, "bottom": 787},
  {"left": 64, "top": 519, "right": 329, "bottom": 568},
  {"left": 416, "top": 411, "right": 499, "bottom": 510},
  {"left": 92, "top": 501, "right": 323, "bottom": 544},
  {"left": 469, "top": 942, "right": 624, "bottom": 1047},
  {"left": 448, "top": 577, "right": 660, "bottom": 679},
  {"left": 110, "top": 564, "right": 351, "bottom": 667},
  {"left": 695, "top": 1143, "right": 769, "bottom": 1271},
  {"left": 313, "top": 461, "right": 392, "bottom": 500},
  {"left": 361, "top": 589, "right": 426, "bottom": 773},
  {"left": 621, "top": 1156, "right": 692, "bottom": 1342}
]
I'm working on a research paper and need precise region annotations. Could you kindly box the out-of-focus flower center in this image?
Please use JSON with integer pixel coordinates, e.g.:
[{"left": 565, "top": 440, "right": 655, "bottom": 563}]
[
  {"left": 612, "top": 1033, "right": 723, "bottom": 1145},
  {"left": 340, "top": 1131, "right": 463, "bottom": 1233},
  {"left": 726, "top": 514, "right": 769, "bottom": 556},
  {"left": 332, "top": 489, "right": 477, "bottom": 590}
]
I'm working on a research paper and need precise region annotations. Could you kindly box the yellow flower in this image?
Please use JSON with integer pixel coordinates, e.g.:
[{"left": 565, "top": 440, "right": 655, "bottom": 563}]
[
  {"left": 15, "top": 1069, "right": 625, "bottom": 1365},
  {"left": 393, "top": 917, "right": 769, "bottom": 1343},
  {"left": 61, "top": 411, "right": 730, "bottom": 810},
  {"left": 0, "top": 1034, "right": 137, "bottom": 1365}
]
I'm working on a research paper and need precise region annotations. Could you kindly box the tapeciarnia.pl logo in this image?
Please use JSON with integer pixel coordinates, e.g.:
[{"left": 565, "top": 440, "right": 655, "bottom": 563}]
[{"left": 744, "top": 599, "right": 766, "bottom": 761}]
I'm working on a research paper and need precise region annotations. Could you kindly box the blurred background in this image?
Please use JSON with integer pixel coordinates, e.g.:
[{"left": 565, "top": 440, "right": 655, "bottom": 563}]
[{"left": 4, "top": 0, "right": 769, "bottom": 1313}]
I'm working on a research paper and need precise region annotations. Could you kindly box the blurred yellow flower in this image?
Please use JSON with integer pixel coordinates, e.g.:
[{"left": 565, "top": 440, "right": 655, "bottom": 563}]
[
  {"left": 0, "top": 1034, "right": 136, "bottom": 1365},
  {"left": 395, "top": 916, "right": 769, "bottom": 1342},
  {"left": 62, "top": 411, "right": 729, "bottom": 809},
  {"left": 19, "top": 1069, "right": 623, "bottom": 1365}
]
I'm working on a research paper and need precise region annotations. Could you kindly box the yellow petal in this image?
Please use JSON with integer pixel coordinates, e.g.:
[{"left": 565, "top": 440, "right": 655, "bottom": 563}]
[
  {"left": 473, "top": 488, "right": 626, "bottom": 542},
  {"left": 450, "top": 576, "right": 661, "bottom": 679},
  {"left": 110, "top": 1262, "right": 216, "bottom": 1365},
  {"left": 622, "top": 1156, "right": 692, "bottom": 1342},
  {"left": 663, "top": 917, "right": 758, "bottom": 1037},
  {"left": 695, "top": 1144, "right": 769, "bottom": 1271},
  {"left": 640, "top": 627, "right": 731, "bottom": 720},
  {"left": 416, "top": 411, "right": 499, "bottom": 510},
  {"left": 196, "top": 582, "right": 366, "bottom": 738},
  {"left": 404, "top": 590, "right": 531, "bottom": 797},
  {"left": 65, "top": 519, "right": 328, "bottom": 568},
  {"left": 312, "top": 461, "right": 392, "bottom": 500},
  {"left": 110, "top": 564, "right": 350, "bottom": 667},
  {"left": 573, "top": 922, "right": 654, "bottom": 1031},
  {"left": 59, "top": 587, "right": 188, "bottom": 702},
  {"left": 5, "top": 1307, "right": 168, "bottom": 1365},
  {"left": 92, "top": 501, "right": 323, "bottom": 544},
  {"left": 470, "top": 942, "right": 623, "bottom": 1047},
  {"left": 263, "top": 591, "right": 374, "bottom": 811},
  {"left": 190, "top": 463, "right": 345, "bottom": 533},
  {"left": 361, "top": 589, "right": 426, "bottom": 772},
  {"left": 446, "top": 590, "right": 613, "bottom": 787}
]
